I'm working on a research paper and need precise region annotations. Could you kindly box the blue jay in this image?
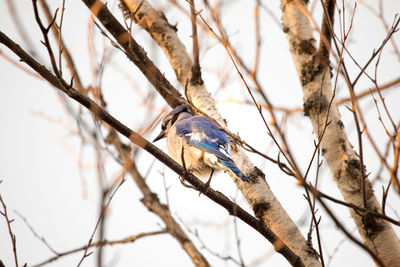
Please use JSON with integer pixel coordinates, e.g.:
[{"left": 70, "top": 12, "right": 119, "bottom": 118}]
[{"left": 153, "top": 105, "right": 249, "bottom": 183}]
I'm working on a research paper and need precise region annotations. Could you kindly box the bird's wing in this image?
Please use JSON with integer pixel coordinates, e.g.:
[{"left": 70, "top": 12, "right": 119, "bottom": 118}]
[
  {"left": 175, "top": 116, "right": 230, "bottom": 157},
  {"left": 175, "top": 116, "right": 249, "bottom": 182}
]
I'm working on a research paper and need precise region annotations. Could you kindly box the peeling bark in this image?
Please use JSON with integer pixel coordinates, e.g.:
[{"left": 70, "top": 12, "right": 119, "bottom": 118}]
[{"left": 281, "top": 0, "right": 400, "bottom": 265}]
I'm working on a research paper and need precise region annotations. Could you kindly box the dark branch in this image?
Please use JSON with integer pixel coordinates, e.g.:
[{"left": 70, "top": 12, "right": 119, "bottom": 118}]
[
  {"left": 318, "top": 0, "right": 336, "bottom": 66},
  {"left": 188, "top": 0, "right": 203, "bottom": 85}
]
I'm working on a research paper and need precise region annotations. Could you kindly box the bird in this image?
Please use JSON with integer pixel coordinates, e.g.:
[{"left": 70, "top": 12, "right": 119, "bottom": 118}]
[{"left": 153, "top": 105, "right": 249, "bottom": 184}]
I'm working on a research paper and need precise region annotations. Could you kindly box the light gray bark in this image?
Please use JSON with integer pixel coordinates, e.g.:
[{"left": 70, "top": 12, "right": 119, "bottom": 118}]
[{"left": 281, "top": 0, "right": 400, "bottom": 265}]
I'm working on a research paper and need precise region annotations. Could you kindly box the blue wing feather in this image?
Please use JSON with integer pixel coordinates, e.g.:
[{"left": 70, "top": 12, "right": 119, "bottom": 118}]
[
  {"left": 194, "top": 141, "right": 249, "bottom": 182},
  {"left": 175, "top": 116, "right": 249, "bottom": 182},
  {"left": 218, "top": 158, "right": 249, "bottom": 182},
  {"left": 194, "top": 141, "right": 229, "bottom": 161}
]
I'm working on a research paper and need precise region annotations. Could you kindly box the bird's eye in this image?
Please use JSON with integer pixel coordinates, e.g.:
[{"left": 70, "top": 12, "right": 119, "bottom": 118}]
[
  {"left": 161, "top": 115, "right": 174, "bottom": 130},
  {"left": 161, "top": 120, "right": 168, "bottom": 130}
]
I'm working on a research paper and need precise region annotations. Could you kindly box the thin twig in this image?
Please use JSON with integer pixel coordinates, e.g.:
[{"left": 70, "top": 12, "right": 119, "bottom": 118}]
[
  {"left": 15, "top": 210, "right": 59, "bottom": 255},
  {"left": 76, "top": 178, "right": 126, "bottom": 266},
  {"left": 38, "top": 0, "right": 85, "bottom": 92},
  {"left": 0, "top": 194, "right": 19, "bottom": 267},
  {"left": 31, "top": 230, "right": 168, "bottom": 267}
]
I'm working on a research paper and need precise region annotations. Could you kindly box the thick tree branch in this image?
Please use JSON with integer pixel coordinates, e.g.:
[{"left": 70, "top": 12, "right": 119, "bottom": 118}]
[{"left": 280, "top": 0, "right": 400, "bottom": 265}]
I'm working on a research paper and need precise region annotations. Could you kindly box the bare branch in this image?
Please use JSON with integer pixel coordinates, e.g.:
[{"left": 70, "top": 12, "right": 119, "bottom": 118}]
[
  {"left": 31, "top": 230, "right": 168, "bottom": 267},
  {"left": 77, "top": 178, "right": 126, "bottom": 266},
  {"left": 0, "top": 194, "right": 19, "bottom": 267},
  {"left": 38, "top": 0, "right": 85, "bottom": 92}
]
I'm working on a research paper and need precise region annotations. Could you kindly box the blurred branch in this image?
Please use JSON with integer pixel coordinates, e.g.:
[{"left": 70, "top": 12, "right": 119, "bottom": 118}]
[
  {"left": 335, "top": 76, "right": 400, "bottom": 105},
  {"left": 0, "top": 49, "right": 43, "bottom": 79},
  {"left": 5, "top": 0, "right": 37, "bottom": 56},
  {"left": 350, "top": 16, "right": 400, "bottom": 87},
  {"left": 359, "top": 0, "right": 400, "bottom": 61},
  {"left": 390, "top": 124, "right": 400, "bottom": 193},
  {"left": 15, "top": 211, "right": 59, "bottom": 255}
]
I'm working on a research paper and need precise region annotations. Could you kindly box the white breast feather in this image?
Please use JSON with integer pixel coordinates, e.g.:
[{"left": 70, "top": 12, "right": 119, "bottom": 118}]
[{"left": 203, "top": 152, "right": 219, "bottom": 166}]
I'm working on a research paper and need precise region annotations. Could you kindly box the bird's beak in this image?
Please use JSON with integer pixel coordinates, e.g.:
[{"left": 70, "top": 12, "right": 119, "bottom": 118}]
[{"left": 153, "top": 130, "right": 166, "bottom": 142}]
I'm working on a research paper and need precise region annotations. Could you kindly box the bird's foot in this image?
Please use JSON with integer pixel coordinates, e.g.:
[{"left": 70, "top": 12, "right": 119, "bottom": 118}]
[
  {"left": 198, "top": 169, "right": 214, "bottom": 197},
  {"left": 179, "top": 168, "right": 196, "bottom": 189},
  {"left": 179, "top": 175, "right": 196, "bottom": 189}
]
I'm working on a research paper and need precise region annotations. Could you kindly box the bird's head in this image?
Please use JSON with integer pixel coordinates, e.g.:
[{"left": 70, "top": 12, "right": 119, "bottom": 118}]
[{"left": 153, "top": 105, "right": 192, "bottom": 142}]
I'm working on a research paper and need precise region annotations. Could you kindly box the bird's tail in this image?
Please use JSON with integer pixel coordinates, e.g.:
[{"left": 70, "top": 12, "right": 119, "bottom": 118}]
[{"left": 219, "top": 158, "right": 250, "bottom": 182}]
